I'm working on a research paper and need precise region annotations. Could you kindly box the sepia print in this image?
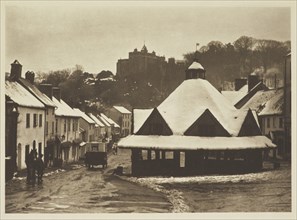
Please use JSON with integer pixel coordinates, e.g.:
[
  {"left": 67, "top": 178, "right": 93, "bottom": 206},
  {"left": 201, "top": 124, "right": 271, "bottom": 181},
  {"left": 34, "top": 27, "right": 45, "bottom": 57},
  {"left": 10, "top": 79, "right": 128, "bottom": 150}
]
[{"left": 1, "top": 1, "right": 296, "bottom": 219}]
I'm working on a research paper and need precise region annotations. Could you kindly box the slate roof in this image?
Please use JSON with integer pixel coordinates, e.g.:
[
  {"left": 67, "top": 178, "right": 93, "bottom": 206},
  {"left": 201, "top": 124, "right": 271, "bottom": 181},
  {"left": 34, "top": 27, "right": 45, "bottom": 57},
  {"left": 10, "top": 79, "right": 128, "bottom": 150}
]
[
  {"left": 73, "top": 108, "right": 95, "bottom": 124},
  {"left": 5, "top": 80, "right": 44, "bottom": 108},
  {"left": 258, "top": 89, "right": 284, "bottom": 116},
  {"left": 240, "top": 88, "right": 283, "bottom": 115},
  {"left": 18, "top": 78, "right": 56, "bottom": 107},
  {"left": 97, "top": 114, "right": 111, "bottom": 127},
  {"left": 100, "top": 113, "right": 120, "bottom": 128},
  {"left": 52, "top": 97, "right": 80, "bottom": 117},
  {"left": 113, "top": 106, "right": 131, "bottom": 114},
  {"left": 88, "top": 113, "right": 105, "bottom": 127}
]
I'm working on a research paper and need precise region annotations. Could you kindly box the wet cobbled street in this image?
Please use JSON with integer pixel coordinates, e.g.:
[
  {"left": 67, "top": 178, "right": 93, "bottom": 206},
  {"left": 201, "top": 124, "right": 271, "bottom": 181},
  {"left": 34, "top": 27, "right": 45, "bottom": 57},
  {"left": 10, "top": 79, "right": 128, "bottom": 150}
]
[{"left": 5, "top": 149, "right": 291, "bottom": 213}]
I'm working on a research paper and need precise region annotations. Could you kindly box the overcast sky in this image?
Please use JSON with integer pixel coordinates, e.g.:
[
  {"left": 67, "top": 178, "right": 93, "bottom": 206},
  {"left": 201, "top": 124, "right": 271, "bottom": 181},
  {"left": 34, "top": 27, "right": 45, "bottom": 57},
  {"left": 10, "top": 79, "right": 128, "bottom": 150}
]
[{"left": 4, "top": 2, "right": 291, "bottom": 75}]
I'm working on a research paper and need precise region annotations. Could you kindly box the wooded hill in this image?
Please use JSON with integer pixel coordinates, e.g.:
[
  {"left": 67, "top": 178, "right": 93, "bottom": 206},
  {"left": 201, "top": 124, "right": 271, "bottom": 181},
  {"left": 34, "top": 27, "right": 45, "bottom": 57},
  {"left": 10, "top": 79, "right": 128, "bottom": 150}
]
[{"left": 37, "top": 36, "right": 290, "bottom": 112}]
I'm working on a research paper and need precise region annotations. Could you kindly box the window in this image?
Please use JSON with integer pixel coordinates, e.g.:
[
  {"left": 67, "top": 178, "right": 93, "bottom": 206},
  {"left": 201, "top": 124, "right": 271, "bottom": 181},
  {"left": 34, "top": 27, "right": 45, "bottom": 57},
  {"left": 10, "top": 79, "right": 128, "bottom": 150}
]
[
  {"left": 73, "top": 120, "right": 75, "bottom": 131},
  {"left": 33, "top": 114, "right": 38, "bottom": 127},
  {"left": 273, "top": 117, "right": 276, "bottom": 128},
  {"left": 46, "top": 109, "right": 48, "bottom": 115},
  {"left": 52, "top": 121, "right": 54, "bottom": 134},
  {"left": 68, "top": 119, "right": 71, "bottom": 132},
  {"left": 279, "top": 118, "right": 283, "bottom": 128},
  {"left": 73, "top": 119, "right": 77, "bottom": 132},
  {"left": 39, "top": 114, "right": 42, "bottom": 127},
  {"left": 45, "top": 121, "right": 48, "bottom": 135},
  {"left": 26, "top": 113, "right": 30, "bottom": 128},
  {"left": 64, "top": 119, "right": 67, "bottom": 132},
  {"left": 38, "top": 143, "right": 42, "bottom": 157},
  {"left": 56, "top": 119, "right": 58, "bottom": 133},
  {"left": 267, "top": 118, "right": 270, "bottom": 128}
]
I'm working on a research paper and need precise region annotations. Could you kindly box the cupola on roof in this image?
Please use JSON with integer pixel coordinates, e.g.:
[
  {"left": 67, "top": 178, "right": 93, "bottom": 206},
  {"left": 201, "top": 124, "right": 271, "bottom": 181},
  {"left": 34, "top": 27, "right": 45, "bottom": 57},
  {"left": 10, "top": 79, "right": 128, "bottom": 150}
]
[
  {"left": 188, "top": 61, "right": 204, "bottom": 70},
  {"left": 185, "top": 61, "right": 206, "bottom": 80}
]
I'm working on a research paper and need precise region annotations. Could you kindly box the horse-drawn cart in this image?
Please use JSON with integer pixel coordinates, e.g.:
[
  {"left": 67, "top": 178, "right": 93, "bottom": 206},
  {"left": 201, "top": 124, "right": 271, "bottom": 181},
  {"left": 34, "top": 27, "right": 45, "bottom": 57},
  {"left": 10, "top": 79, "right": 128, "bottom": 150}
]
[{"left": 84, "top": 142, "right": 107, "bottom": 169}]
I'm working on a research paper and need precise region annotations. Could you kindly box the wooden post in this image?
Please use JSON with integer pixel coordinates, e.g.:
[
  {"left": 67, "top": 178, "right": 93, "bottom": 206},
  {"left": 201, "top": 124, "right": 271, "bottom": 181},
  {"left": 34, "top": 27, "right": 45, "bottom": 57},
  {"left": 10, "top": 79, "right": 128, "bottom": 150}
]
[
  {"left": 148, "top": 149, "right": 152, "bottom": 160},
  {"left": 174, "top": 151, "right": 180, "bottom": 169},
  {"left": 156, "top": 150, "right": 160, "bottom": 160},
  {"left": 162, "top": 151, "right": 166, "bottom": 160}
]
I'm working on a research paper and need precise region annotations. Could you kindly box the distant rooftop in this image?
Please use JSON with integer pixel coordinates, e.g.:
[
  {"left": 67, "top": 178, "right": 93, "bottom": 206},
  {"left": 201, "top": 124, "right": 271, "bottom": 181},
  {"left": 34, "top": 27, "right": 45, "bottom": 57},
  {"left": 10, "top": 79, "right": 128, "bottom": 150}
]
[
  {"left": 113, "top": 105, "right": 131, "bottom": 114},
  {"left": 73, "top": 108, "right": 95, "bottom": 124}
]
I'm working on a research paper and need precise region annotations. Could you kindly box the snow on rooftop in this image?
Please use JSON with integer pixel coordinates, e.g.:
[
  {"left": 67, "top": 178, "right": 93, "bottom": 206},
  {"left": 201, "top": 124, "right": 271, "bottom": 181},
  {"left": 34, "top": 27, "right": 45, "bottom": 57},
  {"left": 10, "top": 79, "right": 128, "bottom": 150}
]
[
  {"left": 241, "top": 89, "right": 278, "bottom": 113},
  {"left": 157, "top": 79, "right": 242, "bottom": 136},
  {"left": 188, "top": 62, "right": 204, "bottom": 70},
  {"left": 118, "top": 135, "right": 276, "bottom": 150},
  {"left": 133, "top": 108, "right": 154, "bottom": 133},
  {"left": 251, "top": 110, "right": 260, "bottom": 128},
  {"left": 5, "top": 80, "right": 44, "bottom": 108},
  {"left": 238, "top": 84, "right": 248, "bottom": 93},
  {"left": 221, "top": 90, "right": 247, "bottom": 106},
  {"left": 52, "top": 97, "right": 80, "bottom": 117},
  {"left": 88, "top": 113, "right": 105, "bottom": 127},
  {"left": 100, "top": 113, "right": 120, "bottom": 128},
  {"left": 18, "top": 78, "right": 56, "bottom": 107},
  {"left": 113, "top": 105, "right": 131, "bottom": 114},
  {"left": 98, "top": 114, "right": 111, "bottom": 127},
  {"left": 258, "top": 89, "right": 283, "bottom": 116},
  {"left": 73, "top": 108, "right": 95, "bottom": 124}
]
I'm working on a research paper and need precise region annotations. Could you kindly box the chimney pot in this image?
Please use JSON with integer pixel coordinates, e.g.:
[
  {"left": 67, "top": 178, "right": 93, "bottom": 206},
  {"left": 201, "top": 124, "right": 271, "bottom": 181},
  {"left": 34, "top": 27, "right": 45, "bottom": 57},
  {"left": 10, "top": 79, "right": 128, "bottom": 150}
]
[
  {"left": 10, "top": 60, "right": 22, "bottom": 80},
  {"left": 25, "top": 71, "right": 35, "bottom": 84},
  {"left": 52, "top": 87, "right": 61, "bottom": 101},
  {"left": 39, "top": 84, "right": 53, "bottom": 99}
]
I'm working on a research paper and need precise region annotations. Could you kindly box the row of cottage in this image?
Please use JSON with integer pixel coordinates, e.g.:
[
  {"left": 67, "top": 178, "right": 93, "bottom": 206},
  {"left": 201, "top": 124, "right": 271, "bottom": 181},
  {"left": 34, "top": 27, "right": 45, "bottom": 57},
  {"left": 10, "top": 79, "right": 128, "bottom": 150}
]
[{"left": 5, "top": 60, "right": 132, "bottom": 178}]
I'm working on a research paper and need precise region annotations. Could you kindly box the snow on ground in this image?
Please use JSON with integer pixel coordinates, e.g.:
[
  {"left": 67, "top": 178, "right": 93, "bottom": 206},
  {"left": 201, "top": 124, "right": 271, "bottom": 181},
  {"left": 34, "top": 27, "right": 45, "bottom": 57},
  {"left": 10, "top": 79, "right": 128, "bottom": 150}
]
[{"left": 122, "top": 176, "right": 190, "bottom": 212}]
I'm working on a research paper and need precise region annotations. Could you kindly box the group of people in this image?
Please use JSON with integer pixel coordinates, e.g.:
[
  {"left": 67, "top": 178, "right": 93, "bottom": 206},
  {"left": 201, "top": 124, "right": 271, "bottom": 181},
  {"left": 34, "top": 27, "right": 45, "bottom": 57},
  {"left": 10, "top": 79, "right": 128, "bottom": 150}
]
[{"left": 25, "top": 148, "right": 45, "bottom": 184}]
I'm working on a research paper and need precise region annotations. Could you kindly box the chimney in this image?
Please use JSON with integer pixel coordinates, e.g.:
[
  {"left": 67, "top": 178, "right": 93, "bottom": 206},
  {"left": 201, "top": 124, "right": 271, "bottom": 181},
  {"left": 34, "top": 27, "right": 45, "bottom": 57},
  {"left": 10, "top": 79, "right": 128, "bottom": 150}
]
[
  {"left": 10, "top": 60, "right": 22, "bottom": 80},
  {"left": 185, "top": 61, "right": 206, "bottom": 80},
  {"left": 25, "top": 71, "right": 35, "bottom": 84},
  {"left": 52, "top": 87, "right": 61, "bottom": 101},
  {"left": 39, "top": 84, "right": 53, "bottom": 99},
  {"left": 248, "top": 73, "right": 260, "bottom": 92},
  {"left": 235, "top": 78, "right": 247, "bottom": 91}
]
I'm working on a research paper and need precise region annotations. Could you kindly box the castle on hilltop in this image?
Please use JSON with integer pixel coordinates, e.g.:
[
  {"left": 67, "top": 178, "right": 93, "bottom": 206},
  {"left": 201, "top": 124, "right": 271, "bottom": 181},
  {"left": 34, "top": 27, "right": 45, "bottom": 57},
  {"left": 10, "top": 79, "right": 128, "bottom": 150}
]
[{"left": 116, "top": 45, "right": 186, "bottom": 93}]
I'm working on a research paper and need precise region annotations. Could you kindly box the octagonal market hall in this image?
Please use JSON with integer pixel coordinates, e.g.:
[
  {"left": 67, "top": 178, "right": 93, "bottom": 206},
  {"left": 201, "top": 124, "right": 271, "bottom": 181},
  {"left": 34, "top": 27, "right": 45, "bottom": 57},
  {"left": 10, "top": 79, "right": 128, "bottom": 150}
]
[{"left": 118, "top": 61, "right": 276, "bottom": 176}]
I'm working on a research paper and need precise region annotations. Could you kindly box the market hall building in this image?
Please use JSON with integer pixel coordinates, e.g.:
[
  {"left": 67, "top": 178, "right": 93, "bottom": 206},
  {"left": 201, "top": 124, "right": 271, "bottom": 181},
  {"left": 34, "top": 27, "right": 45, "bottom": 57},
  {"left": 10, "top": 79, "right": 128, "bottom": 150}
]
[{"left": 118, "top": 61, "right": 276, "bottom": 176}]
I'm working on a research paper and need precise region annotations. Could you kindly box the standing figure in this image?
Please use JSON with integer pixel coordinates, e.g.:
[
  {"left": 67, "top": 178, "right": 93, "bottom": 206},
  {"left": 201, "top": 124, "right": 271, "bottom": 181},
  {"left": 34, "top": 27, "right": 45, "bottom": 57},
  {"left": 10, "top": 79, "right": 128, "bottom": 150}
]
[
  {"left": 35, "top": 154, "right": 45, "bottom": 184},
  {"left": 112, "top": 142, "right": 118, "bottom": 155},
  {"left": 25, "top": 149, "right": 37, "bottom": 184}
]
